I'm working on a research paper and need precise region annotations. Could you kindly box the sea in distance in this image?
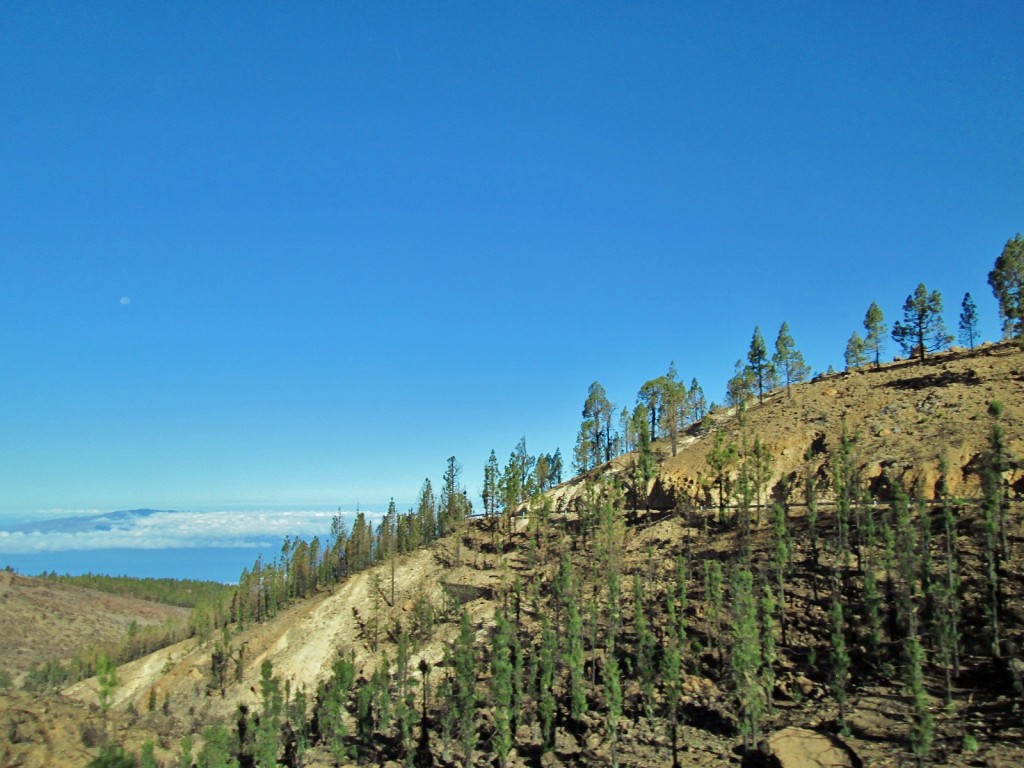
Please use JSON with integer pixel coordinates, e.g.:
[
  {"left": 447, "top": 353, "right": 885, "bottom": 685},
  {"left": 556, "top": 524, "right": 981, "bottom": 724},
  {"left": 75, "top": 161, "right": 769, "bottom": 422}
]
[{"left": 0, "top": 505, "right": 384, "bottom": 584}]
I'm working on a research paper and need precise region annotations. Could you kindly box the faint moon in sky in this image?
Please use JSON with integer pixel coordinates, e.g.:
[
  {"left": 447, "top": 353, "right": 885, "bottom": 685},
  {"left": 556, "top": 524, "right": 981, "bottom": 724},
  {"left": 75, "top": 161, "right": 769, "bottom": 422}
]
[{"left": 119, "top": 296, "right": 131, "bottom": 305}]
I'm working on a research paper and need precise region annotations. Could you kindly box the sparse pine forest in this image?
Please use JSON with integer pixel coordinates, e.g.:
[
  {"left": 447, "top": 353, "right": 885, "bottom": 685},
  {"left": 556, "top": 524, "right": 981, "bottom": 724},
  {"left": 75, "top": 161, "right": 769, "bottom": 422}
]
[{"left": 4, "top": 233, "right": 1024, "bottom": 768}]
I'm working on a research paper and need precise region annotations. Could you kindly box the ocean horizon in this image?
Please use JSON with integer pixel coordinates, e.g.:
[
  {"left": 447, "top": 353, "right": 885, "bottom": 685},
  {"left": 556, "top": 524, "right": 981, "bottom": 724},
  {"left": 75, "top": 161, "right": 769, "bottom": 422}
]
[
  {"left": 0, "top": 505, "right": 393, "bottom": 585},
  {"left": 1, "top": 546, "right": 270, "bottom": 584}
]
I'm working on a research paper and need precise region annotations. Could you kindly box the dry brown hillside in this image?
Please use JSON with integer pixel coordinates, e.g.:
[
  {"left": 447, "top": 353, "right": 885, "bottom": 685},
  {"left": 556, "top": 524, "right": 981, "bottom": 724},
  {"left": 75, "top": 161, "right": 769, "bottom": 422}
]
[
  {"left": 2, "top": 341, "right": 1023, "bottom": 768},
  {"left": 553, "top": 340, "right": 1023, "bottom": 512},
  {"left": 0, "top": 572, "right": 190, "bottom": 686}
]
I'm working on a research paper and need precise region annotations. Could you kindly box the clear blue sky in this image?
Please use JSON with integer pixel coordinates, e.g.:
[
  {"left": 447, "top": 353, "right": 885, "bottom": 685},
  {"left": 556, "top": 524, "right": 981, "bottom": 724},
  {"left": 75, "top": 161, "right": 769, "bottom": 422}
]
[{"left": 2, "top": 2, "right": 1021, "bottom": 517}]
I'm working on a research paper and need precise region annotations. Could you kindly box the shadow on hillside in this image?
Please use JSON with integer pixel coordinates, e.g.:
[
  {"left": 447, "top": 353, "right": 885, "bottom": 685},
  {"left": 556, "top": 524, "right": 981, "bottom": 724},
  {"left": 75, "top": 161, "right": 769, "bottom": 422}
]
[{"left": 882, "top": 368, "right": 980, "bottom": 390}]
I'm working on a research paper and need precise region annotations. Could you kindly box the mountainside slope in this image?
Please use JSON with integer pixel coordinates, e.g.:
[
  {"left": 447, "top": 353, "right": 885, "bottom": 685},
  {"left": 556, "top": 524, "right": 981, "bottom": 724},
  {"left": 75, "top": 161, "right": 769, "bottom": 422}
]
[
  {"left": 4, "top": 341, "right": 1024, "bottom": 768},
  {"left": 554, "top": 341, "right": 1023, "bottom": 512},
  {"left": 665, "top": 341, "right": 1024, "bottom": 504}
]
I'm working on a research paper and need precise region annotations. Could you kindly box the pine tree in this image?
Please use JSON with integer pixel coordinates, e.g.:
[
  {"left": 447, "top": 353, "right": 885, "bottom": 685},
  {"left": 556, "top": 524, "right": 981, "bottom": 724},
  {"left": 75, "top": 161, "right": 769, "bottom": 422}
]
[
  {"left": 491, "top": 608, "right": 513, "bottom": 768},
  {"left": 553, "top": 552, "right": 587, "bottom": 725},
  {"left": 727, "top": 359, "right": 756, "bottom": 407},
  {"left": 772, "top": 321, "right": 811, "bottom": 394},
  {"left": 550, "top": 448, "right": 563, "bottom": 485},
  {"left": 618, "top": 406, "right": 635, "bottom": 454},
  {"left": 197, "top": 723, "right": 237, "bottom": 768},
  {"left": 633, "top": 573, "right": 657, "bottom": 719},
  {"left": 880, "top": 509, "right": 899, "bottom": 666},
  {"left": 210, "top": 644, "right": 228, "bottom": 696},
  {"left": 394, "top": 633, "right": 416, "bottom": 761},
  {"left": 751, "top": 435, "right": 773, "bottom": 522},
  {"left": 537, "top": 617, "right": 556, "bottom": 751},
  {"left": 672, "top": 553, "right": 689, "bottom": 657},
  {"left": 637, "top": 375, "right": 666, "bottom": 439},
  {"left": 689, "top": 378, "right": 707, "bottom": 423},
  {"left": 906, "top": 631, "right": 934, "bottom": 766},
  {"left": 318, "top": 656, "right": 355, "bottom": 765},
  {"left": 845, "top": 331, "right": 868, "bottom": 370},
  {"left": 863, "top": 547, "right": 884, "bottom": 663},
  {"left": 416, "top": 479, "right": 437, "bottom": 545},
  {"left": 934, "top": 575, "right": 959, "bottom": 706},
  {"left": 586, "top": 594, "right": 600, "bottom": 687},
  {"left": 747, "top": 326, "right": 774, "bottom": 404},
  {"left": 661, "top": 622, "right": 683, "bottom": 768},
  {"left": 735, "top": 428, "right": 756, "bottom": 564},
  {"left": 566, "top": 594, "right": 587, "bottom": 725},
  {"left": 439, "top": 456, "right": 471, "bottom": 563},
  {"left": 730, "top": 569, "right": 763, "bottom": 751},
  {"left": 770, "top": 502, "right": 791, "bottom": 646},
  {"left": 176, "top": 734, "right": 194, "bottom": 768},
  {"left": 453, "top": 610, "right": 477, "bottom": 767},
  {"left": 864, "top": 301, "right": 887, "bottom": 367},
  {"left": 704, "top": 559, "right": 724, "bottom": 668},
  {"left": 90, "top": 745, "right": 136, "bottom": 768},
  {"left": 369, "top": 573, "right": 384, "bottom": 651},
  {"left": 981, "top": 402, "right": 1007, "bottom": 657},
  {"left": 604, "top": 640, "right": 623, "bottom": 768},
  {"left": 533, "top": 453, "right": 552, "bottom": 492},
  {"left": 804, "top": 451, "right": 822, "bottom": 602},
  {"left": 892, "top": 283, "right": 953, "bottom": 360},
  {"left": 416, "top": 657, "right": 432, "bottom": 767},
  {"left": 860, "top": 492, "right": 883, "bottom": 662},
  {"left": 437, "top": 650, "right": 456, "bottom": 762},
  {"left": 663, "top": 554, "right": 688, "bottom": 767},
  {"left": 255, "top": 660, "right": 282, "bottom": 768},
  {"left": 139, "top": 741, "right": 157, "bottom": 768},
  {"left": 582, "top": 381, "right": 616, "bottom": 466},
  {"left": 356, "top": 672, "right": 377, "bottom": 752},
  {"left": 291, "top": 687, "right": 310, "bottom": 765},
  {"left": 631, "top": 403, "right": 656, "bottom": 516},
  {"left": 831, "top": 423, "right": 856, "bottom": 578},
  {"left": 936, "top": 458, "right": 961, "bottom": 697},
  {"left": 891, "top": 481, "right": 919, "bottom": 639},
  {"left": 706, "top": 430, "right": 738, "bottom": 520},
  {"left": 958, "top": 292, "right": 979, "bottom": 349},
  {"left": 988, "top": 232, "right": 1024, "bottom": 340},
  {"left": 96, "top": 655, "right": 118, "bottom": 742},
  {"left": 829, "top": 593, "right": 850, "bottom": 735},
  {"left": 482, "top": 450, "right": 500, "bottom": 522},
  {"left": 574, "top": 418, "right": 596, "bottom": 475},
  {"left": 987, "top": 402, "right": 1010, "bottom": 563},
  {"left": 851, "top": 483, "right": 870, "bottom": 574},
  {"left": 328, "top": 514, "right": 349, "bottom": 580},
  {"left": 499, "top": 456, "right": 523, "bottom": 545},
  {"left": 759, "top": 582, "right": 778, "bottom": 715},
  {"left": 916, "top": 488, "right": 934, "bottom": 645},
  {"left": 509, "top": 603, "right": 524, "bottom": 735},
  {"left": 598, "top": 485, "right": 626, "bottom": 645},
  {"left": 511, "top": 437, "right": 535, "bottom": 500},
  {"left": 660, "top": 365, "right": 689, "bottom": 456}
]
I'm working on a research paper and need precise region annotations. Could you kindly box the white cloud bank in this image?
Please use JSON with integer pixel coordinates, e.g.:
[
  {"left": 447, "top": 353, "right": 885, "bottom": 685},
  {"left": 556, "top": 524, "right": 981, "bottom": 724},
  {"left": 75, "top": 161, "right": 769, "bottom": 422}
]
[{"left": 0, "top": 509, "right": 361, "bottom": 554}]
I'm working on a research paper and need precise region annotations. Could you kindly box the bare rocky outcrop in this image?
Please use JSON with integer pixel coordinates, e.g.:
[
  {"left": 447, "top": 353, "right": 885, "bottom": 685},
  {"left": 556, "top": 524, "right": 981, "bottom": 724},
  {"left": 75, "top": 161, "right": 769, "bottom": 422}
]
[{"left": 742, "top": 727, "right": 861, "bottom": 768}]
